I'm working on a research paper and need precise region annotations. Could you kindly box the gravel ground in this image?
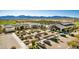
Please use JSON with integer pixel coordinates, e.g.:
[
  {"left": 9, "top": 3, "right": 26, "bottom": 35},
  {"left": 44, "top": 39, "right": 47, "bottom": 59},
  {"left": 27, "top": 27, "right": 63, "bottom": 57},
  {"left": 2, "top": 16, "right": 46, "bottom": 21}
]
[{"left": 45, "top": 35, "right": 77, "bottom": 49}]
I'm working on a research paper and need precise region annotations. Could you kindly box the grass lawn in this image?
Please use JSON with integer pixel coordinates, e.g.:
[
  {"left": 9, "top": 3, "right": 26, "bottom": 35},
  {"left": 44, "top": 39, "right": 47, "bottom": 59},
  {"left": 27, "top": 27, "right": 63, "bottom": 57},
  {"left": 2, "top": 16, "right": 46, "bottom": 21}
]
[
  {"left": 0, "top": 20, "right": 16, "bottom": 25},
  {"left": 74, "top": 22, "right": 79, "bottom": 27}
]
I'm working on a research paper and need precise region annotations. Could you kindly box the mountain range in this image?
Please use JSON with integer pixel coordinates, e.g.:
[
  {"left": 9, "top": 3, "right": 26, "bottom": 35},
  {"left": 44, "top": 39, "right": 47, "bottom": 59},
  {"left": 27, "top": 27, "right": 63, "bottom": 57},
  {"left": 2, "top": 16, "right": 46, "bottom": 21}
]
[{"left": 0, "top": 15, "right": 77, "bottom": 19}]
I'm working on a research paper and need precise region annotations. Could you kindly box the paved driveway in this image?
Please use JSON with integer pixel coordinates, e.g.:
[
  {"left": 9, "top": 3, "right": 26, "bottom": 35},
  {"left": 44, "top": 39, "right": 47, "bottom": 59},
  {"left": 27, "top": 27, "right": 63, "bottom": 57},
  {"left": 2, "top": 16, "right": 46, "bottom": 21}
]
[{"left": 0, "top": 33, "right": 27, "bottom": 49}]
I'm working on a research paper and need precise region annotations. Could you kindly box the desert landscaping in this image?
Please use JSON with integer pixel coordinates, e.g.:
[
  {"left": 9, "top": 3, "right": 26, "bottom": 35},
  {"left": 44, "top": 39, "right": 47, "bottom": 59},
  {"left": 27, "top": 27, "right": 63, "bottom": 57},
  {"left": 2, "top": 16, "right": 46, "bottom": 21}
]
[{"left": 0, "top": 19, "right": 79, "bottom": 49}]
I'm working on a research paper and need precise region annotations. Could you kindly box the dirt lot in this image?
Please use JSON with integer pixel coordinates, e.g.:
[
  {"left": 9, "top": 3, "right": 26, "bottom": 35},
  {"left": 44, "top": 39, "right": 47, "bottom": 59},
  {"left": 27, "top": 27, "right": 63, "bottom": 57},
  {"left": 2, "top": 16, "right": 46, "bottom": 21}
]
[{"left": 0, "top": 33, "right": 27, "bottom": 49}]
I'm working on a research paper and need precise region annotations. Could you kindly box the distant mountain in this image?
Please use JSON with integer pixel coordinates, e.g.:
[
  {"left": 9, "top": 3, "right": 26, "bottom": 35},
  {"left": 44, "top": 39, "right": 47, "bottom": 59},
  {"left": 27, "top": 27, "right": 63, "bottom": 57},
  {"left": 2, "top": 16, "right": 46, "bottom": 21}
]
[{"left": 0, "top": 15, "right": 76, "bottom": 19}]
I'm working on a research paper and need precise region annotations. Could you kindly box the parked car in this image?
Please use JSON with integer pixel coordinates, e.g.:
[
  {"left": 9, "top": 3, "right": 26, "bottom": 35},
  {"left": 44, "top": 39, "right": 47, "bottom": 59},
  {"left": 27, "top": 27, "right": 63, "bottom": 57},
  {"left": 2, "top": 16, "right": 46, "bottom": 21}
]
[
  {"left": 37, "top": 42, "right": 47, "bottom": 49},
  {"left": 43, "top": 40, "right": 52, "bottom": 46},
  {"left": 60, "top": 33, "right": 67, "bottom": 38},
  {"left": 49, "top": 36, "right": 59, "bottom": 43}
]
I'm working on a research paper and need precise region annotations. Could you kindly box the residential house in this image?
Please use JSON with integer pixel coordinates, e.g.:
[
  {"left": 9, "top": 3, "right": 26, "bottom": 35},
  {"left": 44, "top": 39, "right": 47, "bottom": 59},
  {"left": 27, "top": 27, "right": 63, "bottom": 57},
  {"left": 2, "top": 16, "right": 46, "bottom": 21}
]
[{"left": 4, "top": 25, "right": 15, "bottom": 33}]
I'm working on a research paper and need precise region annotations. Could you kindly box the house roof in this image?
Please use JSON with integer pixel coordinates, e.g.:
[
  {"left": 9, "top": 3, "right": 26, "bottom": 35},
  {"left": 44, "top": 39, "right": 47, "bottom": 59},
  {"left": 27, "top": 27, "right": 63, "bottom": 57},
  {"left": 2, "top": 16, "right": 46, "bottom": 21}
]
[
  {"left": 60, "top": 22, "right": 74, "bottom": 26},
  {"left": 4, "top": 25, "right": 14, "bottom": 28},
  {"left": 55, "top": 24, "right": 65, "bottom": 30}
]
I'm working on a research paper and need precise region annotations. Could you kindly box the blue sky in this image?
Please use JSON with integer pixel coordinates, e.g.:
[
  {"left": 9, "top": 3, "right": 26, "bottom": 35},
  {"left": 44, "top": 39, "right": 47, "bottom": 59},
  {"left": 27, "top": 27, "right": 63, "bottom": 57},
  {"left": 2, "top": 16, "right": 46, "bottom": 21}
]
[{"left": 0, "top": 10, "right": 79, "bottom": 18}]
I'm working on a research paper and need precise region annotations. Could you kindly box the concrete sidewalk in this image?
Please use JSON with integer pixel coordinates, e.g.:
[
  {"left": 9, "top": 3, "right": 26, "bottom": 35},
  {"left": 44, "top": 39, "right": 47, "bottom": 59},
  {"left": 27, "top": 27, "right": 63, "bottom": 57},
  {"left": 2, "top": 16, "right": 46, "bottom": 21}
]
[{"left": 12, "top": 33, "right": 28, "bottom": 49}]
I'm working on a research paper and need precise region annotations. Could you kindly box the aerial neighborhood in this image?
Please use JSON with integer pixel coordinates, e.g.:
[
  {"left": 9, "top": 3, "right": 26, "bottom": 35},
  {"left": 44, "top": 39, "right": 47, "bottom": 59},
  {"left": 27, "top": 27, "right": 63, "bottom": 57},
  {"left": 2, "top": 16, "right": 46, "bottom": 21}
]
[
  {"left": 0, "top": 19, "right": 79, "bottom": 49},
  {"left": 0, "top": 10, "right": 79, "bottom": 49}
]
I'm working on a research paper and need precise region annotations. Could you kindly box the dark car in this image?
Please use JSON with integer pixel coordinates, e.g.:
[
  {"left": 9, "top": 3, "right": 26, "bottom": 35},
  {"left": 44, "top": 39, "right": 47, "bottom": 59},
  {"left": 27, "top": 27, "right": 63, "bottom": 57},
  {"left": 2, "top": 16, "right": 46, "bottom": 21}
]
[
  {"left": 60, "top": 34, "right": 67, "bottom": 38},
  {"left": 37, "top": 42, "right": 47, "bottom": 49},
  {"left": 49, "top": 37, "right": 59, "bottom": 43},
  {"left": 43, "top": 40, "right": 52, "bottom": 46}
]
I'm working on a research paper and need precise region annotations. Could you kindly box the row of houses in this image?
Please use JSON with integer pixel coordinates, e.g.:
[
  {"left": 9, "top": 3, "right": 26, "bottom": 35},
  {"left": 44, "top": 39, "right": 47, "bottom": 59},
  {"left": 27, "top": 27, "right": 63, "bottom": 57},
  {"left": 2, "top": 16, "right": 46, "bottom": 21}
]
[
  {"left": 0, "top": 22, "right": 75, "bottom": 33},
  {"left": 15, "top": 23, "right": 48, "bottom": 30}
]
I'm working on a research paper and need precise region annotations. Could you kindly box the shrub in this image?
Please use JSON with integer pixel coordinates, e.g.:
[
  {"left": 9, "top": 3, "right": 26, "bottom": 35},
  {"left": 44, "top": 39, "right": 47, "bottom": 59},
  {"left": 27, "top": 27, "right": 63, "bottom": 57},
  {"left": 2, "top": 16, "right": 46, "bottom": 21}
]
[
  {"left": 11, "top": 46, "right": 16, "bottom": 49},
  {"left": 75, "top": 35, "right": 79, "bottom": 39},
  {"left": 67, "top": 41, "right": 79, "bottom": 48},
  {"left": 70, "top": 34, "right": 75, "bottom": 37},
  {"left": 60, "top": 34, "right": 67, "bottom": 38}
]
